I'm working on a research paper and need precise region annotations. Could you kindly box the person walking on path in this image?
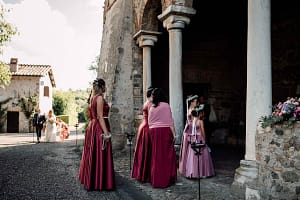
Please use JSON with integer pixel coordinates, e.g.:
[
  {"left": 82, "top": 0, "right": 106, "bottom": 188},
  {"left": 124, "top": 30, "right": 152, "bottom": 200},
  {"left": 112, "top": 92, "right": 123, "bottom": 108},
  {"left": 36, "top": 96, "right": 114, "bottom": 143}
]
[
  {"left": 32, "top": 108, "right": 46, "bottom": 143},
  {"left": 131, "top": 86, "right": 154, "bottom": 183},
  {"left": 78, "top": 78, "right": 115, "bottom": 191},
  {"left": 179, "top": 105, "right": 215, "bottom": 178},
  {"left": 44, "top": 109, "right": 57, "bottom": 142},
  {"left": 148, "top": 88, "right": 177, "bottom": 188}
]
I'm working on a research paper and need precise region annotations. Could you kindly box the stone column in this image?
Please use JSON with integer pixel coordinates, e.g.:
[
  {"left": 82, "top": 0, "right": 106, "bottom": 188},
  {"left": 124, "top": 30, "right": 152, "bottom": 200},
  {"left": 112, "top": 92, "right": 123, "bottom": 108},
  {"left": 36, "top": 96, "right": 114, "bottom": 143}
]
[
  {"left": 134, "top": 30, "right": 161, "bottom": 101},
  {"left": 232, "top": 0, "right": 271, "bottom": 199},
  {"left": 158, "top": 6, "right": 195, "bottom": 142},
  {"left": 246, "top": 0, "right": 272, "bottom": 161}
]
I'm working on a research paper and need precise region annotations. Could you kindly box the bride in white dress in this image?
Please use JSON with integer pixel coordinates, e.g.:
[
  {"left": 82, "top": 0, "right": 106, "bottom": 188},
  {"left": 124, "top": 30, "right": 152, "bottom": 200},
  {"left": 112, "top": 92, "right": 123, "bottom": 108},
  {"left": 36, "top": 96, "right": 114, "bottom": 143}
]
[{"left": 44, "top": 110, "right": 57, "bottom": 142}]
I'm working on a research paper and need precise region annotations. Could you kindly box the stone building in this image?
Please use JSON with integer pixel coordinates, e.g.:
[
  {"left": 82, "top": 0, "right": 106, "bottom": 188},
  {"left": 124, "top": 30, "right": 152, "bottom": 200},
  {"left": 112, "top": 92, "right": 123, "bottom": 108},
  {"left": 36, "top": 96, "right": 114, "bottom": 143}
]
[
  {"left": 0, "top": 58, "right": 56, "bottom": 133},
  {"left": 98, "top": 0, "right": 300, "bottom": 199}
]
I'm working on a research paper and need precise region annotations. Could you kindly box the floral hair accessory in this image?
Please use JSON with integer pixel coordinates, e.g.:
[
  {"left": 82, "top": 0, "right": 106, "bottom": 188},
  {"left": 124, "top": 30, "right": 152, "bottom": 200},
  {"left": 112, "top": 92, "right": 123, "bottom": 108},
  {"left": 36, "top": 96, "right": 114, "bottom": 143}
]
[
  {"left": 186, "top": 95, "right": 199, "bottom": 118},
  {"left": 191, "top": 104, "right": 205, "bottom": 117},
  {"left": 187, "top": 95, "right": 199, "bottom": 102},
  {"left": 194, "top": 104, "right": 204, "bottom": 111}
]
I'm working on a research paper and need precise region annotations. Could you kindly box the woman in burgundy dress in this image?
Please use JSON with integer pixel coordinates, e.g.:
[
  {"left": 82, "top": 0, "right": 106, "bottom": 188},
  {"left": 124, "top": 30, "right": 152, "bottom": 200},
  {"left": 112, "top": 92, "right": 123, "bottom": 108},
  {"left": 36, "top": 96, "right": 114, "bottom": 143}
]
[
  {"left": 78, "top": 78, "right": 115, "bottom": 191},
  {"left": 131, "top": 87, "right": 154, "bottom": 182},
  {"left": 148, "top": 88, "right": 177, "bottom": 188}
]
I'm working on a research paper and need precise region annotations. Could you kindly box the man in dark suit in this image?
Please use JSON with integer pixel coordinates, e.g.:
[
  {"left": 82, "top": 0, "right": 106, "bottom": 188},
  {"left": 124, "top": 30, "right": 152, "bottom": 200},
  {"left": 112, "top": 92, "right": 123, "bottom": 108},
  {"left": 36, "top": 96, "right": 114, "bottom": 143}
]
[{"left": 33, "top": 109, "right": 46, "bottom": 143}]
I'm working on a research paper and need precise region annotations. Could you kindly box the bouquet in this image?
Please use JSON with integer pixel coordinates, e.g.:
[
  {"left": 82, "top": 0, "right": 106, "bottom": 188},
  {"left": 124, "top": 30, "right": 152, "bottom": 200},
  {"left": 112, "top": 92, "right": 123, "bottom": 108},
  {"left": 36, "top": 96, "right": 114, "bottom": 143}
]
[{"left": 260, "top": 97, "right": 300, "bottom": 128}]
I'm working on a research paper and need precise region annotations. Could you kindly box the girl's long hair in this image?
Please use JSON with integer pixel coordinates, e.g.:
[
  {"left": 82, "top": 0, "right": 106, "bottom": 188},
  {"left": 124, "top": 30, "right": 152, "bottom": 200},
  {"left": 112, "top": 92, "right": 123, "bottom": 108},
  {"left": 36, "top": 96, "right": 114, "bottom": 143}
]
[{"left": 152, "top": 88, "right": 167, "bottom": 107}]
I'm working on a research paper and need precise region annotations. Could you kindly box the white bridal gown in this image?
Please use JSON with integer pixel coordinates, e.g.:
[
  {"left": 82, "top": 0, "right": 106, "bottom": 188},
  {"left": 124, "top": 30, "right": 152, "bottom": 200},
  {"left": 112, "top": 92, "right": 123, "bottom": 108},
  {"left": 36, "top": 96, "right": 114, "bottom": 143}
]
[{"left": 45, "top": 116, "right": 57, "bottom": 142}]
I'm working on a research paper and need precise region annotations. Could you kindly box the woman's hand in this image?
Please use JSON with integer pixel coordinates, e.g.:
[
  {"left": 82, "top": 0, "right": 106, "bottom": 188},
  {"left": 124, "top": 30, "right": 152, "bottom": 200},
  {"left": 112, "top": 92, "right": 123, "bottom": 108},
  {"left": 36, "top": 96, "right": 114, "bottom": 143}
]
[
  {"left": 173, "top": 134, "right": 176, "bottom": 143},
  {"left": 170, "top": 126, "right": 176, "bottom": 143},
  {"left": 102, "top": 132, "right": 111, "bottom": 141}
]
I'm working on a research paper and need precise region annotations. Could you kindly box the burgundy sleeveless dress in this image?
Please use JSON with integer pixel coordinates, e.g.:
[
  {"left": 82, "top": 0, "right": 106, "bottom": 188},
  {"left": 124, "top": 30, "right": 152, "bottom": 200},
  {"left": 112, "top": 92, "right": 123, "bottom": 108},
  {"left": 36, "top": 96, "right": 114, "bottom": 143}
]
[
  {"left": 131, "top": 101, "right": 152, "bottom": 182},
  {"left": 78, "top": 95, "right": 115, "bottom": 190}
]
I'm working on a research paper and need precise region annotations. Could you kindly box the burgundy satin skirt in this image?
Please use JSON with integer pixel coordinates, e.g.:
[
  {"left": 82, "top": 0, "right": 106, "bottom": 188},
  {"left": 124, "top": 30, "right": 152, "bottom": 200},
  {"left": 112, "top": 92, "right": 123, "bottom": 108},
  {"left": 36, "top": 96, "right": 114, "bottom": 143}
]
[
  {"left": 78, "top": 119, "right": 115, "bottom": 191},
  {"left": 131, "top": 120, "right": 151, "bottom": 182},
  {"left": 149, "top": 127, "right": 177, "bottom": 188}
]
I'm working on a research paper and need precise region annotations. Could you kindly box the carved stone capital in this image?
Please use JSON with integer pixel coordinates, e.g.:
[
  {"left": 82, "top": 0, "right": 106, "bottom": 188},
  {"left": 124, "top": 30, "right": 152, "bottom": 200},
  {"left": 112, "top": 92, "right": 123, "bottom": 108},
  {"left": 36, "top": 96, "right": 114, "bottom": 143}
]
[
  {"left": 158, "top": 5, "right": 196, "bottom": 30},
  {"left": 133, "top": 30, "right": 162, "bottom": 47}
]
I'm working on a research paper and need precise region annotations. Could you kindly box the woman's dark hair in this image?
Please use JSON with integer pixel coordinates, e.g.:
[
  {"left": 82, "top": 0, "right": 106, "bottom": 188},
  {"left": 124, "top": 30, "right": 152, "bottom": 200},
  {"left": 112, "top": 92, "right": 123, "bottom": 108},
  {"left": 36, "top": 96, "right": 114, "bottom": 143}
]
[
  {"left": 146, "top": 86, "right": 154, "bottom": 98},
  {"left": 191, "top": 109, "right": 199, "bottom": 117},
  {"left": 93, "top": 78, "right": 105, "bottom": 89},
  {"left": 152, "top": 88, "right": 167, "bottom": 107},
  {"left": 88, "top": 78, "right": 106, "bottom": 103}
]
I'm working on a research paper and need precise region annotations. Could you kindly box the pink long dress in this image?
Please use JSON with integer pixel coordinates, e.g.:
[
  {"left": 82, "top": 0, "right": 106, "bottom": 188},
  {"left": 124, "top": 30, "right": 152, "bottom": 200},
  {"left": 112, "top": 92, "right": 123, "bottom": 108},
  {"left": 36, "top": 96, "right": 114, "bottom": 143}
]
[
  {"left": 179, "top": 118, "right": 215, "bottom": 178},
  {"left": 59, "top": 122, "right": 70, "bottom": 140},
  {"left": 78, "top": 95, "right": 115, "bottom": 190},
  {"left": 131, "top": 101, "right": 152, "bottom": 182},
  {"left": 148, "top": 102, "right": 177, "bottom": 188}
]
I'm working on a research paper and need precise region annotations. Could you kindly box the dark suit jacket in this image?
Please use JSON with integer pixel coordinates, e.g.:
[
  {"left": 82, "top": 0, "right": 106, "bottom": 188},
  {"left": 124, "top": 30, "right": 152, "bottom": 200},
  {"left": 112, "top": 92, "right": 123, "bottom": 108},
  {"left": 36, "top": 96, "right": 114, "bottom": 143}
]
[{"left": 33, "top": 113, "right": 46, "bottom": 128}]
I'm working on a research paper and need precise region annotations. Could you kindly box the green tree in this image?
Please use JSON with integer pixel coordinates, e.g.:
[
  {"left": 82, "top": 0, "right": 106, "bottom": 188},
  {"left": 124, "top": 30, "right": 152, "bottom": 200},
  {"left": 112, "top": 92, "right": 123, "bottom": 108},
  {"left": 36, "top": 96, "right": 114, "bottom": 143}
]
[
  {"left": 0, "top": 62, "right": 11, "bottom": 88},
  {"left": 53, "top": 90, "right": 89, "bottom": 125},
  {"left": 0, "top": 4, "right": 17, "bottom": 88},
  {"left": 52, "top": 93, "right": 67, "bottom": 115}
]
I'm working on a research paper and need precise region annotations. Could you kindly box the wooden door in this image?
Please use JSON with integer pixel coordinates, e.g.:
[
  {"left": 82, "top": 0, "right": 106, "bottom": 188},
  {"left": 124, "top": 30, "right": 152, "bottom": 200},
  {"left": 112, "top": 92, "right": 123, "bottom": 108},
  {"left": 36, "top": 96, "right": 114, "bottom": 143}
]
[{"left": 7, "top": 111, "right": 19, "bottom": 133}]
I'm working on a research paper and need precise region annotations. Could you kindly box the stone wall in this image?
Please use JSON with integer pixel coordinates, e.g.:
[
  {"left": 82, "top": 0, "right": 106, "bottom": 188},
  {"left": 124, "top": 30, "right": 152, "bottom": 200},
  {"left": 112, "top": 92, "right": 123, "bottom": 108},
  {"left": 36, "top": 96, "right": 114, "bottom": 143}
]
[
  {"left": 99, "top": 0, "right": 136, "bottom": 149},
  {"left": 256, "top": 122, "right": 300, "bottom": 199}
]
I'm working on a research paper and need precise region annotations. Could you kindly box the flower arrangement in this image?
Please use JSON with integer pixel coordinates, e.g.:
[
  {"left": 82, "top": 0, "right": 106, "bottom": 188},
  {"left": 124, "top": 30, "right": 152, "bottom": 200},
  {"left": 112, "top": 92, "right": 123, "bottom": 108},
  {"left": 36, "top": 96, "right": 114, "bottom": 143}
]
[{"left": 260, "top": 97, "right": 300, "bottom": 128}]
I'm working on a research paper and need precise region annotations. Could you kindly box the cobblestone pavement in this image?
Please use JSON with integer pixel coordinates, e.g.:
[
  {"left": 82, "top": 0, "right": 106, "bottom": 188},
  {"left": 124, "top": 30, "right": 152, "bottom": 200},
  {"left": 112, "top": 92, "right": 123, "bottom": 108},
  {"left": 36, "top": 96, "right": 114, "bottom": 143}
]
[{"left": 0, "top": 132, "right": 242, "bottom": 200}]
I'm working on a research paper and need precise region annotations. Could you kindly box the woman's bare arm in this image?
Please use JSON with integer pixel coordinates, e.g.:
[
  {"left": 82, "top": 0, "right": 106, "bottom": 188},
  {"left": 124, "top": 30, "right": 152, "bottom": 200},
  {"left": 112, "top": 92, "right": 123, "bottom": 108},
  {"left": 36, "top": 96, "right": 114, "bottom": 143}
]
[
  {"left": 170, "top": 126, "right": 176, "bottom": 138},
  {"left": 96, "top": 95, "right": 109, "bottom": 136},
  {"left": 199, "top": 120, "right": 206, "bottom": 142}
]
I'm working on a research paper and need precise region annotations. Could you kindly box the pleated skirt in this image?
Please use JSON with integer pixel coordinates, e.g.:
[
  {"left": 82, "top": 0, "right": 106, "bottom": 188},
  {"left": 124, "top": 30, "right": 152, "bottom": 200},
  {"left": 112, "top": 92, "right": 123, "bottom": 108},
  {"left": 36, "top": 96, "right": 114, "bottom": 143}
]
[
  {"left": 149, "top": 127, "right": 177, "bottom": 188},
  {"left": 78, "top": 120, "right": 115, "bottom": 191},
  {"left": 131, "top": 120, "right": 152, "bottom": 182}
]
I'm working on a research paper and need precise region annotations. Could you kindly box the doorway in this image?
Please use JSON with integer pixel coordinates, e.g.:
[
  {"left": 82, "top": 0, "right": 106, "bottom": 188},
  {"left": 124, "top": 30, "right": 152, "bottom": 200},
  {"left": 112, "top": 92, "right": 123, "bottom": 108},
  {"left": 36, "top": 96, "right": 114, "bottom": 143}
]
[{"left": 7, "top": 111, "right": 19, "bottom": 133}]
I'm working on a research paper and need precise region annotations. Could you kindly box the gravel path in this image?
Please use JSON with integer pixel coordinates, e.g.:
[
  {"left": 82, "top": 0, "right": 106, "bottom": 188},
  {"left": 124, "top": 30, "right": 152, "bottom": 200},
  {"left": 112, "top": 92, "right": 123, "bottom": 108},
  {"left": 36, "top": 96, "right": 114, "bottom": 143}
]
[
  {"left": 0, "top": 133, "right": 242, "bottom": 200},
  {"left": 0, "top": 137, "right": 149, "bottom": 200}
]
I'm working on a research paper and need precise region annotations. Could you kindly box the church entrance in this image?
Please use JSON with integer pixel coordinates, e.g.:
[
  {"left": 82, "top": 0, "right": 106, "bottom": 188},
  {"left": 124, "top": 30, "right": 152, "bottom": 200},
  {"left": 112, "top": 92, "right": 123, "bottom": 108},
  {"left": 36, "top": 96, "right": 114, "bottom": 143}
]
[{"left": 149, "top": 0, "right": 300, "bottom": 177}]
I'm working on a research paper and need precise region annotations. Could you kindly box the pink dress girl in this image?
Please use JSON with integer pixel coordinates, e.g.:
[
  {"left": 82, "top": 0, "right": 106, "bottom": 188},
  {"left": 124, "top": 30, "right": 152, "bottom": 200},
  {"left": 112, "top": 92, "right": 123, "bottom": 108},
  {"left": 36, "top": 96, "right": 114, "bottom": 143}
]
[{"left": 179, "top": 109, "right": 215, "bottom": 178}]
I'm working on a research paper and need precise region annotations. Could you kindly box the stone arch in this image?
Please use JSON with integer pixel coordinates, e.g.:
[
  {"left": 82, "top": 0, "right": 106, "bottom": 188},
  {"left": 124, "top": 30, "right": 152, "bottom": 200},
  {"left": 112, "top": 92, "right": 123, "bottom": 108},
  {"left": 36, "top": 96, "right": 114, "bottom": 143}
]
[
  {"left": 140, "top": 0, "right": 163, "bottom": 31},
  {"left": 137, "top": 0, "right": 195, "bottom": 32}
]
